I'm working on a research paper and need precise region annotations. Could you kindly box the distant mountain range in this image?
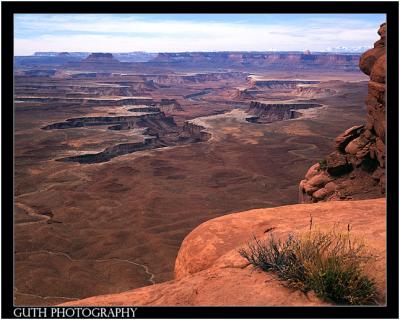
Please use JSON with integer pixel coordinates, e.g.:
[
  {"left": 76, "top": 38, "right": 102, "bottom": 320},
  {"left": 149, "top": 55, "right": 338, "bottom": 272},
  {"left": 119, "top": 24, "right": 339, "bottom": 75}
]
[
  {"left": 33, "top": 52, "right": 158, "bottom": 62},
  {"left": 31, "top": 48, "right": 371, "bottom": 59},
  {"left": 14, "top": 50, "right": 364, "bottom": 72},
  {"left": 321, "top": 46, "right": 372, "bottom": 53}
]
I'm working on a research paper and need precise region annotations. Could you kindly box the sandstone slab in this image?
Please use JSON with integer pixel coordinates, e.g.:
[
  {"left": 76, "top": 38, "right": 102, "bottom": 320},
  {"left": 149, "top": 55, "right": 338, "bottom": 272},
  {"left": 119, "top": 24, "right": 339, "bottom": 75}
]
[{"left": 61, "top": 199, "right": 386, "bottom": 306}]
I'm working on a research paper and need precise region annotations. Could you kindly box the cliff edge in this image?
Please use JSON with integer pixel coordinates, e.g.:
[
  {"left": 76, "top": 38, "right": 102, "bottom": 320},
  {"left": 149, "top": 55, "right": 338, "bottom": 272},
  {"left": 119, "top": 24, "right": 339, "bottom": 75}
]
[{"left": 62, "top": 198, "right": 386, "bottom": 306}]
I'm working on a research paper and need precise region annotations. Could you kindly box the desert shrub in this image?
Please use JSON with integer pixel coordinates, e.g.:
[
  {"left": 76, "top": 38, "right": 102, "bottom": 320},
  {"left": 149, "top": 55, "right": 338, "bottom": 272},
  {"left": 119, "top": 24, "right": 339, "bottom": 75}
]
[
  {"left": 238, "top": 224, "right": 378, "bottom": 305},
  {"left": 318, "top": 159, "right": 328, "bottom": 170}
]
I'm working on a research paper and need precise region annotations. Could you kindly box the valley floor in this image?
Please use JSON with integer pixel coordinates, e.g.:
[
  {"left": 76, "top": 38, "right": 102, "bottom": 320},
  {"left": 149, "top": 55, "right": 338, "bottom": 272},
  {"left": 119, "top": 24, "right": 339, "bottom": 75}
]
[{"left": 14, "top": 67, "right": 369, "bottom": 305}]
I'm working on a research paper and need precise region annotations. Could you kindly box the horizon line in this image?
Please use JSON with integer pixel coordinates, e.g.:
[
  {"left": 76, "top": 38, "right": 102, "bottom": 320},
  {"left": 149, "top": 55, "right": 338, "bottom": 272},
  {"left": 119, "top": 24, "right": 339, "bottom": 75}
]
[{"left": 17, "top": 50, "right": 368, "bottom": 57}]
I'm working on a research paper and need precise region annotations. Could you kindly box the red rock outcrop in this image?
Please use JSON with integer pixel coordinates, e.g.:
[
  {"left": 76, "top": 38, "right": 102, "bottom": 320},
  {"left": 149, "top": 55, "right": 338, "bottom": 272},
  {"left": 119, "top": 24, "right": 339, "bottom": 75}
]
[
  {"left": 61, "top": 198, "right": 386, "bottom": 306},
  {"left": 299, "top": 23, "right": 386, "bottom": 203}
]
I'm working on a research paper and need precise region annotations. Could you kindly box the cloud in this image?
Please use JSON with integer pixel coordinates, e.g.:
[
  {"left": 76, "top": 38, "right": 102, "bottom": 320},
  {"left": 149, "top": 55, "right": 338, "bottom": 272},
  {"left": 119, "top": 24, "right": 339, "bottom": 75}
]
[{"left": 14, "top": 14, "right": 384, "bottom": 55}]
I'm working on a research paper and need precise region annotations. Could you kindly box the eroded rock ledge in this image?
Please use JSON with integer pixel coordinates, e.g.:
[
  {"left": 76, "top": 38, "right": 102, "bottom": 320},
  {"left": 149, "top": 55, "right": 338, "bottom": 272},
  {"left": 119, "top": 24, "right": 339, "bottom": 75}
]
[
  {"left": 249, "top": 79, "right": 320, "bottom": 89},
  {"left": 61, "top": 198, "right": 385, "bottom": 306},
  {"left": 246, "top": 101, "right": 322, "bottom": 123},
  {"left": 299, "top": 23, "right": 386, "bottom": 203},
  {"left": 43, "top": 110, "right": 210, "bottom": 164}
]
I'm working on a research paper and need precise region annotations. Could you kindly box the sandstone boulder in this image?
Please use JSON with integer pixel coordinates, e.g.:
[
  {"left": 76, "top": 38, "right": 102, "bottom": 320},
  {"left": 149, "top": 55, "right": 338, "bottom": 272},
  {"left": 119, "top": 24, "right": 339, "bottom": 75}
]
[
  {"left": 302, "top": 183, "right": 319, "bottom": 196},
  {"left": 376, "top": 23, "right": 387, "bottom": 47},
  {"left": 299, "top": 179, "right": 319, "bottom": 198},
  {"left": 360, "top": 23, "right": 386, "bottom": 74},
  {"left": 324, "top": 181, "right": 338, "bottom": 192},
  {"left": 334, "top": 125, "right": 364, "bottom": 152},
  {"left": 359, "top": 47, "right": 385, "bottom": 75},
  {"left": 305, "top": 163, "right": 321, "bottom": 180},
  {"left": 306, "top": 171, "right": 333, "bottom": 188},
  {"left": 345, "top": 136, "right": 369, "bottom": 155},
  {"left": 355, "top": 142, "right": 371, "bottom": 159},
  {"left": 325, "top": 152, "right": 353, "bottom": 176},
  {"left": 311, "top": 188, "right": 328, "bottom": 200}
]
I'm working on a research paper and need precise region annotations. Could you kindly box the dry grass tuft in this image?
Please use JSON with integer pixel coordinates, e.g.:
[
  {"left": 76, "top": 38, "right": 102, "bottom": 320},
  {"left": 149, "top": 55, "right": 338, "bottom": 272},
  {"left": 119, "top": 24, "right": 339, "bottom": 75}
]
[{"left": 239, "top": 222, "right": 378, "bottom": 305}]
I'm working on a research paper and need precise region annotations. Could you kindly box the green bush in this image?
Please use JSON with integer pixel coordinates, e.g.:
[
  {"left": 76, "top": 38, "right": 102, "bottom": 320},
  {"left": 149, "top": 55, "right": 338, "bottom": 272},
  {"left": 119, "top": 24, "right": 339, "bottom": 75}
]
[{"left": 238, "top": 225, "right": 378, "bottom": 305}]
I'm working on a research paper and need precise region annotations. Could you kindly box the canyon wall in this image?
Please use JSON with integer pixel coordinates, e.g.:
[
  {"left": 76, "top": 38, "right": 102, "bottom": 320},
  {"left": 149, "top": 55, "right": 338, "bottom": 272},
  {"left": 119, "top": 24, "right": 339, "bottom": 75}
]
[
  {"left": 15, "top": 97, "right": 155, "bottom": 106},
  {"left": 299, "top": 23, "right": 386, "bottom": 203},
  {"left": 84, "top": 53, "right": 120, "bottom": 62},
  {"left": 247, "top": 101, "right": 321, "bottom": 123},
  {"left": 249, "top": 79, "right": 320, "bottom": 89},
  {"left": 42, "top": 110, "right": 210, "bottom": 164},
  {"left": 150, "top": 52, "right": 361, "bottom": 71}
]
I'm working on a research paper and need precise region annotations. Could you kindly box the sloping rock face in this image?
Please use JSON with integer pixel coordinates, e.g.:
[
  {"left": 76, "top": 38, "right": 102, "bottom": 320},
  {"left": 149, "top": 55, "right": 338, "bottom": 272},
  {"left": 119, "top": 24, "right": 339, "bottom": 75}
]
[
  {"left": 61, "top": 199, "right": 386, "bottom": 306},
  {"left": 299, "top": 23, "right": 386, "bottom": 203}
]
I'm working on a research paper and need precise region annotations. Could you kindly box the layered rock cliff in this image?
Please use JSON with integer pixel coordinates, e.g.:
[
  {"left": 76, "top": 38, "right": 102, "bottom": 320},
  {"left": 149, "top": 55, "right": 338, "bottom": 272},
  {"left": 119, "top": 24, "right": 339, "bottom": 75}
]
[
  {"left": 249, "top": 79, "right": 320, "bottom": 89},
  {"left": 299, "top": 23, "right": 386, "bottom": 203},
  {"left": 42, "top": 109, "right": 210, "bottom": 164},
  {"left": 150, "top": 52, "right": 361, "bottom": 71},
  {"left": 247, "top": 101, "right": 322, "bottom": 123},
  {"left": 84, "top": 53, "right": 120, "bottom": 63}
]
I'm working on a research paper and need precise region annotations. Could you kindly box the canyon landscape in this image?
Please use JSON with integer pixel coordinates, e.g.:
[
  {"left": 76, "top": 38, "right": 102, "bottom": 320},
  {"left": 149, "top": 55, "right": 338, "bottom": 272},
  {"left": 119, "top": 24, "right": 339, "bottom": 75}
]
[{"left": 13, "top": 14, "right": 387, "bottom": 308}]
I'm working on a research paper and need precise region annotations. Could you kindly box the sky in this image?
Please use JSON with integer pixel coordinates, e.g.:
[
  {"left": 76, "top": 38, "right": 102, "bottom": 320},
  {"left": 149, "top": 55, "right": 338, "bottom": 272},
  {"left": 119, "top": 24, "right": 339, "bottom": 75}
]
[{"left": 14, "top": 14, "right": 386, "bottom": 55}]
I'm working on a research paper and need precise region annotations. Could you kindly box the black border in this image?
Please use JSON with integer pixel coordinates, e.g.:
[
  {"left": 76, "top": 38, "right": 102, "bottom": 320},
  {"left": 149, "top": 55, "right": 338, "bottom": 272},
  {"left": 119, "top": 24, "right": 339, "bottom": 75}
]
[{"left": 2, "top": 1, "right": 399, "bottom": 319}]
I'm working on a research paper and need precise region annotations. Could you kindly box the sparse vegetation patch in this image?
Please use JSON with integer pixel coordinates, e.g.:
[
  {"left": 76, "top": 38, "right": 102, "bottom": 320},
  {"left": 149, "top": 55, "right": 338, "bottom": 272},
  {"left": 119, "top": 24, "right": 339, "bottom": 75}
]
[
  {"left": 318, "top": 159, "right": 328, "bottom": 170},
  {"left": 239, "top": 223, "right": 378, "bottom": 305}
]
